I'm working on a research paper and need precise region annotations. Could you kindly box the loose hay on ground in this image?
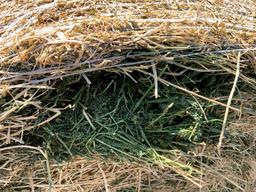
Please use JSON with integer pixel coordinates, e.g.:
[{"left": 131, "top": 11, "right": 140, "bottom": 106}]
[
  {"left": 0, "top": 116, "right": 255, "bottom": 191},
  {"left": 0, "top": 0, "right": 256, "bottom": 191}
]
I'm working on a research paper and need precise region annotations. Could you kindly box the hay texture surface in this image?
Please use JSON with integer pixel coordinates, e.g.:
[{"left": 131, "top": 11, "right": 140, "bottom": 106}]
[
  {"left": 1, "top": 0, "right": 256, "bottom": 143},
  {"left": 0, "top": 0, "right": 256, "bottom": 191}
]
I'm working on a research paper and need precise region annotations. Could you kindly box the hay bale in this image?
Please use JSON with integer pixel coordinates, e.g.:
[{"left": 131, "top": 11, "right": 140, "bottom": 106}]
[{"left": 0, "top": 0, "right": 256, "bottom": 191}]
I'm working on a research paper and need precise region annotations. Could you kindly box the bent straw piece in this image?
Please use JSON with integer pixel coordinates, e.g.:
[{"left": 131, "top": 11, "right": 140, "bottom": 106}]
[{"left": 217, "top": 52, "right": 241, "bottom": 154}]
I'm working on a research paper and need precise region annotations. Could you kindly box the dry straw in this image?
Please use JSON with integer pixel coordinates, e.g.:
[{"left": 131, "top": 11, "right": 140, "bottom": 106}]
[
  {"left": 0, "top": 0, "right": 256, "bottom": 191},
  {"left": 1, "top": 0, "right": 255, "bottom": 145}
]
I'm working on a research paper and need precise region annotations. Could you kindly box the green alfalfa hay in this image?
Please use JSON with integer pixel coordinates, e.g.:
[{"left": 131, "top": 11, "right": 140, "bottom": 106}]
[{"left": 0, "top": 0, "right": 256, "bottom": 190}]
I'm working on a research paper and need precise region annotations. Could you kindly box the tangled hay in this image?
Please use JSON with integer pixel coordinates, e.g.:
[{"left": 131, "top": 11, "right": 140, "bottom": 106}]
[
  {"left": 1, "top": 0, "right": 256, "bottom": 144},
  {"left": 0, "top": 0, "right": 256, "bottom": 191},
  {"left": 0, "top": 116, "right": 255, "bottom": 191}
]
